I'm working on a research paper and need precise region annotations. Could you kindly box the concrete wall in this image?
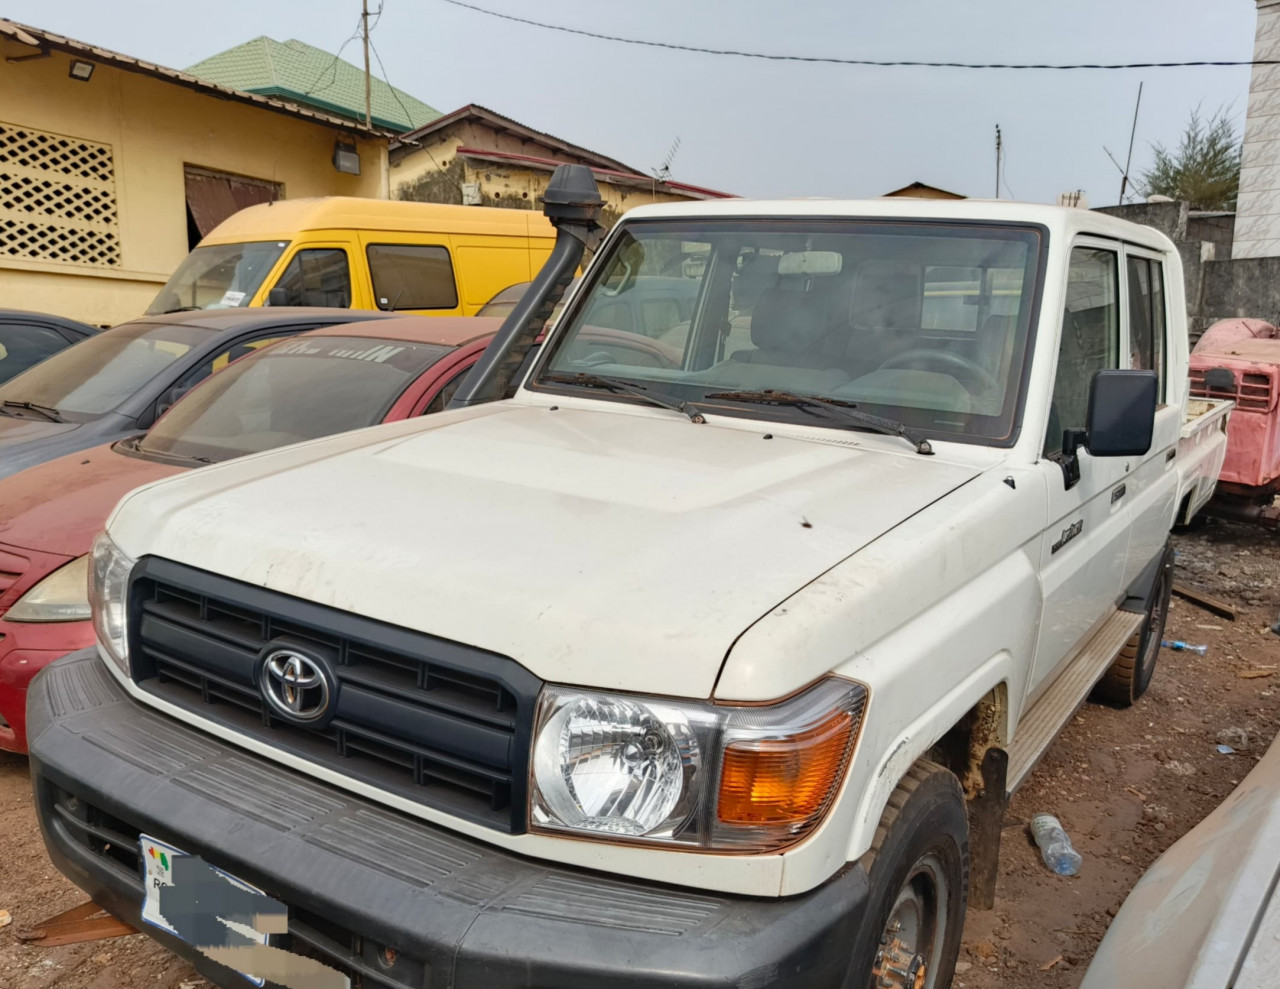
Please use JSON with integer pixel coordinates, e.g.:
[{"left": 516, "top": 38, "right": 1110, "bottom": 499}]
[
  {"left": 1094, "top": 201, "right": 1255, "bottom": 343},
  {"left": 0, "top": 44, "right": 386, "bottom": 325},
  {"left": 1095, "top": 201, "right": 1191, "bottom": 243},
  {"left": 390, "top": 118, "right": 700, "bottom": 228}
]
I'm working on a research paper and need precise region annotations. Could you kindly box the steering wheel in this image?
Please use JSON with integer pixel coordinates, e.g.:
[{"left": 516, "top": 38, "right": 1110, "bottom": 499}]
[{"left": 878, "top": 349, "right": 1001, "bottom": 393}]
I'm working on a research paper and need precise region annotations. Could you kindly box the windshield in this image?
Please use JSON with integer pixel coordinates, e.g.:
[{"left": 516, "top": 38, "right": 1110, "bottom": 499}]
[
  {"left": 535, "top": 220, "right": 1043, "bottom": 444},
  {"left": 137, "top": 335, "right": 454, "bottom": 463},
  {"left": 146, "top": 241, "right": 288, "bottom": 314},
  {"left": 0, "top": 321, "right": 216, "bottom": 418}
]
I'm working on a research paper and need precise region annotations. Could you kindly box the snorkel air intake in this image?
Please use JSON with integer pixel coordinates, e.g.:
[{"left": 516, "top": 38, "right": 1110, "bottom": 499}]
[{"left": 448, "top": 164, "right": 605, "bottom": 409}]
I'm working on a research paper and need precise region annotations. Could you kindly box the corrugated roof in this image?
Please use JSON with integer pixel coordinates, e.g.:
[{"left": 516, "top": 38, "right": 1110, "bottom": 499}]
[
  {"left": 187, "top": 37, "right": 440, "bottom": 133},
  {"left": 393, "top": 104, "right": 640, "bottom": 176},
  {"left": 452, "top": 147, "right": 735, "bottom": 200},
  {"left": 0, "top": 19, "right": 397, "bottom": 137}
]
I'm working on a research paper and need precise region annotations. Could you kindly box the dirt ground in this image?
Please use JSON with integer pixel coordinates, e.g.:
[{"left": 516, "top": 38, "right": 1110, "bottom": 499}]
[{"left": 0, "top": 518, "right": 1277, "bottom": 989}]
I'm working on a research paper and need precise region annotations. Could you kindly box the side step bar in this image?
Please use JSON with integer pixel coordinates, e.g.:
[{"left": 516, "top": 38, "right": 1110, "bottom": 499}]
[{"left": 1006, "top": 609, "right": 1145, "bottom": 793}]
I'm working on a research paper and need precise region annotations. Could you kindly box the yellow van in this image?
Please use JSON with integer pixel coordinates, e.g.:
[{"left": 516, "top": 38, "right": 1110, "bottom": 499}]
[{"left": 146, "top": 198, "right": 556, "bottom": 317}]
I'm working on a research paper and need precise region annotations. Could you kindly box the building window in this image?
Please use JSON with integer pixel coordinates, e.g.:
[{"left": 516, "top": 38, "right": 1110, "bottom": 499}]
[
  {"left": 0, "top": 120, "right": 121, "bottom": 267},
  {"left": 184, "top": 166, "right": 282, "bottom": 250},
  {"left": 367, "top": 244, "right": 458, "bottom": 310}
]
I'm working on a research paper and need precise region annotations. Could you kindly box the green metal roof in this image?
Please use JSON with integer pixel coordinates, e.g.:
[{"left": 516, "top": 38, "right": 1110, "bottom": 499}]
[{"left": 187, "top": 37, "right": 440, "bottom": 133}]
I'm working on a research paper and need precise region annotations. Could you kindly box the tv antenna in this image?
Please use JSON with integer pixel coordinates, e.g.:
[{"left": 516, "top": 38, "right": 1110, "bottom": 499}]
[{"left": 652, "top": 137, "right": 682, "bottom": 182}]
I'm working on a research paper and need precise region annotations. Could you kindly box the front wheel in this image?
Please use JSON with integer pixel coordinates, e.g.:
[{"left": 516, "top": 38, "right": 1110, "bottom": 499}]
[{"left": 853, "top": 760, "right": 968, "bottom": 989}]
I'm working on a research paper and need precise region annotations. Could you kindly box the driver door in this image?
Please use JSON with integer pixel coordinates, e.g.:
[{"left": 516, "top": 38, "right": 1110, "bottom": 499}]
[{"left": 1029, "top": 242, "right": 1132, "bottom": 698}]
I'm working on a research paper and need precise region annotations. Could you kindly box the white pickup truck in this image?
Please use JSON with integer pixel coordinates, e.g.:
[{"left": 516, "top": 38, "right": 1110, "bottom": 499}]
[{"left": 28, "top": 172, "right": 1231, "bottom": 989}]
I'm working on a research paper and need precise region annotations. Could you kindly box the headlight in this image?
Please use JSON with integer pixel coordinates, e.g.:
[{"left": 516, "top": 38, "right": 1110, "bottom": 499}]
[
  {"left": 6, "top": 556, "right": 91, "bottom": 622},
  {"left": 531, "top": 677, "right": 865, "bottom": 851},
  {"left": 88, "top": 531, "right": 136, "bottom": 676}
]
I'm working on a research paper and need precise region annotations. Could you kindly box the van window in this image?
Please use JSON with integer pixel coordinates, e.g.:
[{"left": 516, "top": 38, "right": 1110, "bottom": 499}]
[
  {"left": 147, "top": 241, "right": 287, "bottom": 314},
  {"left": 368, "top": 244, "right": 458, "bottom": 310},
  {"left": 272, "top": 249, "right": 352, "bottom": 307}
]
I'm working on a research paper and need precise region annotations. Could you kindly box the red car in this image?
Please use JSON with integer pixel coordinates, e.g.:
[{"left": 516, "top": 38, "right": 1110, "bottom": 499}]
[{"left": 0, "top": 315, "right": 504, "bottom": 752}]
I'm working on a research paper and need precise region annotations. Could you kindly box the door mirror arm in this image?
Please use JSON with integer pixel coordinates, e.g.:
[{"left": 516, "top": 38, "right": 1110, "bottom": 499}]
[{"left": 1051, "top": 429, "right": 1088, "bottom": 490}]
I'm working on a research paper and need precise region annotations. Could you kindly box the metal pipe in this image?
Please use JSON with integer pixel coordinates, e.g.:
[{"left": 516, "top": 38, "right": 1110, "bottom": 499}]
[{"left": 449, "top": 164, "right": 604, "bottom": 409}]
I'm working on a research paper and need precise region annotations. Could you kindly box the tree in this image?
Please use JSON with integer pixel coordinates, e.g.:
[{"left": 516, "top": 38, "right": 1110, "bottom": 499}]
[{"left": 1141, "top": 107, "right": 1242, "bottom": 211}]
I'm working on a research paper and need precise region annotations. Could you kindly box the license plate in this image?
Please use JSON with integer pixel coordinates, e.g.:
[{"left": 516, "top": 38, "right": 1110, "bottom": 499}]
[{"left": 140, "top": 834, "right": 271, "bottom": 987}]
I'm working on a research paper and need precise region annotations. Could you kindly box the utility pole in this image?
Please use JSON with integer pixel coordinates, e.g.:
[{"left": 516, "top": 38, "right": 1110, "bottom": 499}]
[
  {"left": 362, "top": 0, "right": 372, "bottom": 128},
  {"left": 995, "top": 125, "right": 1003, "bottom": 199},
  {"left": 1119, "top": 82, "right": 1144, "bottom": 205}
]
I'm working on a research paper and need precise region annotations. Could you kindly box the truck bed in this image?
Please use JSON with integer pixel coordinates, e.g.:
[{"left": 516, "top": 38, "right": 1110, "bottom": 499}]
[{"left": 1178, "top": 397, "right": 1233, "bottom": 524}]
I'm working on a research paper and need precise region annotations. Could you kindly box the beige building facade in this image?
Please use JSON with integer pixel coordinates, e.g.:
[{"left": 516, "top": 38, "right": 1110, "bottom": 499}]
[
  {"left": 1, "top": 22, "right": 391, "bottom": 326},
  {"left": 390, "top": 105, "right": 731, "bottom": 228}
]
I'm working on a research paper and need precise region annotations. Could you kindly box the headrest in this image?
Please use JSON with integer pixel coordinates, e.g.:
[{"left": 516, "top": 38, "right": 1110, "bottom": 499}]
[
  {"left": 850, "top": 261, "right": 923, "bottom": 331},
  {"left": 750, "top": 279, "right": 835, "bottom": 353}
]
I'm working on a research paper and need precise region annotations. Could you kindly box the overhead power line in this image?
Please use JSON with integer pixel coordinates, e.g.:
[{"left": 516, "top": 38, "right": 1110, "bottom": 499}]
[{"left": 436, "top": 0, "right": 1268, "bottom": 71}]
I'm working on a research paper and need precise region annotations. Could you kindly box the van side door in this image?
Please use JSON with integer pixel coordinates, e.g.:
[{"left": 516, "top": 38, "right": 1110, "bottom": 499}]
[
  {"left": 452, "top": 230, "right": 540, "bottom": 316},
  {"left": 1029, "top": 241, "right": 1133, "bottom": 696},
  {"left": 1121, "top": 248, "right": 1180, "bottom": 585}
]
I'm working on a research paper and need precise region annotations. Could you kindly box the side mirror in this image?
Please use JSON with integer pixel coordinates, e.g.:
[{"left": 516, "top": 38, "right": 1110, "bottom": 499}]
[
  {"left": 267, "top": 287, "right": 290, "bottom": 307},
  {"left": 1084, "top": 369, "right": 1158, "bottom": 456},
  {"left": 155, "top": 384, "right": 191, "bottom": 420},
  {"left": 1056, "top": 370, "right": 1157, "bottom": 488}
]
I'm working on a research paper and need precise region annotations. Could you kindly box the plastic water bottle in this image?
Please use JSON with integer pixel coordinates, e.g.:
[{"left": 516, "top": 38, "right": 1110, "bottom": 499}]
[
  {"left": 1162, "top": 640, "right": 1208, "bottom": 656},
  {"left": 1029, "top": 814, "right": 1082, "bottom": 876}
]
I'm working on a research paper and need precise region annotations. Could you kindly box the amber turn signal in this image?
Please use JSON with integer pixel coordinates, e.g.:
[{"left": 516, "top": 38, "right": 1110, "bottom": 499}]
[{"left": 717, "top": 709, "right": 856, "bottom": 824}]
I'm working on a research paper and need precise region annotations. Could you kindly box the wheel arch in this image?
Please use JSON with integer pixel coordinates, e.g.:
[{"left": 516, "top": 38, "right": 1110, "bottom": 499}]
[{"left": 844, "top": 666, "right": 1012, "bottom": 863}]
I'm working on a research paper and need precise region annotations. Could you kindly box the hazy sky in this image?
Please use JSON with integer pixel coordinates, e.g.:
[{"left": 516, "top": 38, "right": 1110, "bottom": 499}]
[{"left": 6, "top": 0, "right": 1258, "bottom": 205}]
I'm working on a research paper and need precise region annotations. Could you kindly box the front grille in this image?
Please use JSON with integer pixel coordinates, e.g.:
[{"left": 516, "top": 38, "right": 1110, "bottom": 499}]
[
  {"left": 47, "top": 785, "right": 424, "bottom": 989},
  {"left": 128, "top": 558, "right": 542, "bottom": 832},
  {"left": 1190, "top": 366, "right": 1274, "bottom": 412}
]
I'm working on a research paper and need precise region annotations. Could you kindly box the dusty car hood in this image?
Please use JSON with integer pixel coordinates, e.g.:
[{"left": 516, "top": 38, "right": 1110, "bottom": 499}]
[
  {"left": 108, "top": 404, "right": 983, "bottom": 698},
  {"left": 0, "top": 414, "right": 80, "bottom": 447},
  {"left": 0, "top": 442, "right": 184, "bottom": 558}
]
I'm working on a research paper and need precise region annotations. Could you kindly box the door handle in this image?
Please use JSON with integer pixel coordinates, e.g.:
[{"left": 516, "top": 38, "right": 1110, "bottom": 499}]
[
  {"left": 1165, "top": 449, "right": 1177, "bottom": 463},
  {"left": 1111, "top": 483, "right": 1127, "bottom": 504}
]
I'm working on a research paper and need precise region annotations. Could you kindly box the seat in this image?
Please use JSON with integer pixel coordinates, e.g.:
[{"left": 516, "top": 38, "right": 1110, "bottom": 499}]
[
  {"left": 729, "top": 279, "right": 841, "bottom": 368},
  {"left": 692, "top": 279, "right": 851, "bottom": 392}
]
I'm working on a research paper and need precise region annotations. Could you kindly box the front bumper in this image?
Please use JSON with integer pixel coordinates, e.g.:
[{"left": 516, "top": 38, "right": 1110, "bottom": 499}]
[
  {"left": 28, "top": 651, "right": 871, "bottom": 989},
  {"left": 0, "top": 616, "right": 93, "bottom": 752}
]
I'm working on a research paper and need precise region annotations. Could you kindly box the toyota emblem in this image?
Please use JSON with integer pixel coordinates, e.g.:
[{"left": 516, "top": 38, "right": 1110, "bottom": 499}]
[{"left": 259, "top": 649, "right": 333, "bottom": 723}]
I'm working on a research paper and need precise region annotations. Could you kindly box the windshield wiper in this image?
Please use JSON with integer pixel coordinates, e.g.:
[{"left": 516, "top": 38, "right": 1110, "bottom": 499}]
[
  {"left": 159, "top": 307, "right": 203, "bottom": 314},
  {"left": 2, "top": 400, "right": 64, "bottom": 423},
  {"left": 543, "top": 371, "right": 706, "bottom": 423},
  {"left": 704, "top": 390, "right": 934, "bottom": 455}
]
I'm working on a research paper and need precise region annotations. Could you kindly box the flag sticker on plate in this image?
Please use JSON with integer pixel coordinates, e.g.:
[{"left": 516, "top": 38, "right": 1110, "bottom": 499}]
[{"left": 138, "top": 835, "right": 348, "bottom": 989}]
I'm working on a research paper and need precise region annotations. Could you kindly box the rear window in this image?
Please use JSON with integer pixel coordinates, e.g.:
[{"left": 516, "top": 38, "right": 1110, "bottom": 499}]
[
  {"left": 137, "top": 335, "right": 453, "bottom": 463},
  {"left": 0, "top": 321, "right": 216, "bottom": 417},
  {"left": 368, "top": 244, "right": 457, "bottom": 310}
]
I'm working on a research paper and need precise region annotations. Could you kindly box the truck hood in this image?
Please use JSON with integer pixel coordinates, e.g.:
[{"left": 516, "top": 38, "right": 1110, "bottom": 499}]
[
  {"left": 110, "top": 404, "right": 983, "bottom": 698},
  {"left": 0, "top": 442, "right": 184, "bottom": 558}
]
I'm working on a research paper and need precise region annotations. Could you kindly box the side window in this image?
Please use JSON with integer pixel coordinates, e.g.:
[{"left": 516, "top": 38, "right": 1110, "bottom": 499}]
[
  {"left": 1127, "top": 256, "right": 1166, "bottom": 402},
  {"left": 367, "top": 244, "right": 457, "bottom": 310},
  {"left": 177, "top": 334, "right": 292, "bottom": 395},
  {"left": 0, "top": 324, "right": 68, "bottom": 382},
  {"left": 1045, "top": 247, "right": 1119, "bottom": 457},
  {"left": 423, "top": 364, "right": 475, "bottom": 415},
  {"left": 271, "top": 249, "right": 351, "bottom": 307}
]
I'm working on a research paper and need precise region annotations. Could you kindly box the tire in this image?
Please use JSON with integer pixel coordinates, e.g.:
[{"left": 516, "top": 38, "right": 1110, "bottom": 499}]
[
  {"left": 852, "top": 760, "right": 968, "bottom": 989},
  {"left": 1094, "top": 546, "right": 1173, "bottom": 706}
]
